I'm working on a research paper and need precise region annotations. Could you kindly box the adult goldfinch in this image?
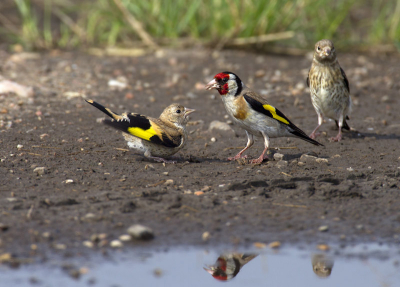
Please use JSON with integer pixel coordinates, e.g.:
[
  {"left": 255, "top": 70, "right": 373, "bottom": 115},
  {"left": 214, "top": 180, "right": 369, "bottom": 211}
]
[
  {"left": 307, "top": 39, "right": 352, "bottom": 141},
  {"left": 85, "top": 100, "right": 195, "bottom": 163},
  {"left": 204, "top": 253, "right": 258, "bottom": 281},
  {"left": 206, "top": 72, "right": 322, "bottom": 164}
]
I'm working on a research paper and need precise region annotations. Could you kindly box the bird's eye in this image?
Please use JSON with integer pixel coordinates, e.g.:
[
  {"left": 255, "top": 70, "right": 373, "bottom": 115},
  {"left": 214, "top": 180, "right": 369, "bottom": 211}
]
[
  {"left": 176, "top": 109, "right": 181, "bottom": 114},
  {"left": 317, "top": 46, "right": 321, "bottom": 51}
]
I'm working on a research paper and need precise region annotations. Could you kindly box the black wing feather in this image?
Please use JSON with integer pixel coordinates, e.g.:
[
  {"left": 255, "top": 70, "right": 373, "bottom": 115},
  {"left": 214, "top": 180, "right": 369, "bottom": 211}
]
[
  {"left": 86, "top": 99, "right": 180, "bottom": 148},
  {"left": 243, "top": 94, "right": 323, "bottom": 146},
  {"left": 340, "top": 67, "right": 350, "bottom": 93}
]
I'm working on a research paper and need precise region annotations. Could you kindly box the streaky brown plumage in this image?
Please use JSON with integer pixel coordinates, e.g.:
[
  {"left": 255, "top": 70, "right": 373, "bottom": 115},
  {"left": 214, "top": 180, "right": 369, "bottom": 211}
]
[{"left": 307, "top": 39, "right": 352, "bottom": 141}]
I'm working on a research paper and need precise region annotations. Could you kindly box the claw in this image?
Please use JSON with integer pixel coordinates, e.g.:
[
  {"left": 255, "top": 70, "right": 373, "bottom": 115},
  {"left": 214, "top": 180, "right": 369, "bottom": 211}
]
[
  {"left": 227, "top": 154, "right": 248, "bottom": 161},
  {"left": 250, "top": 154, "right": 269, "bottom": 164}
]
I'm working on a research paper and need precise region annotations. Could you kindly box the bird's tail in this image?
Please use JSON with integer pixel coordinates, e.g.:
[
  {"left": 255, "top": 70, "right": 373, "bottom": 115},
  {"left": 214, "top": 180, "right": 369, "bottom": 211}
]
[
  {"left": 335, "top": 116, "right": 350, "bottom": 131},
  {"left": 290, "top": 129, "right": 324, "bottom": 146},
  {"left": 287, "top": 121, "right": 323, "bottom": 146},
  {"left": 85, "top": 99, "right": 125, "bottom": 121}
]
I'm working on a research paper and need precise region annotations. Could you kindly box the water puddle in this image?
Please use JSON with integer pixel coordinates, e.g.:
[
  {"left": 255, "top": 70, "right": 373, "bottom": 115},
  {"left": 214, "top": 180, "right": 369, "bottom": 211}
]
[{"left": 1, "top": 243, "right": 399, "bottom": 287}]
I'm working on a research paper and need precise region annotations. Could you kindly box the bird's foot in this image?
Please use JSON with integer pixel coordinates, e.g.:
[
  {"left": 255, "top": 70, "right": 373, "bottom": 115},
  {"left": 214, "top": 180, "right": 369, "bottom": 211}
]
[
  {"left": 309, "top": 132, "right": 320, "bottom": 140},
  {"left": 227, "top": 154, "right": 248, "bottom": 161},
  {"left": 150, "top": 156, "right": 177, "bottom": 164},
  {"left": 329, "top": 134, "right": 342, "bottom": 142},
  {"left": 250, "top": 155, "right": 268, "bottom": 164}
]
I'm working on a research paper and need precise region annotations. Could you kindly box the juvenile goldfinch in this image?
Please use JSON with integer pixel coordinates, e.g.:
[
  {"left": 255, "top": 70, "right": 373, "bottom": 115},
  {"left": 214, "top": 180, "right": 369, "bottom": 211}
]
[
  {"left": 206, "top": 72, "right": 322, "bottom": 164},
  {"left": 85, "top": 100, "right": 195, "bottom": 163},
  {"left": 307, "top": 39, "right": 352, "bottom": 141}
]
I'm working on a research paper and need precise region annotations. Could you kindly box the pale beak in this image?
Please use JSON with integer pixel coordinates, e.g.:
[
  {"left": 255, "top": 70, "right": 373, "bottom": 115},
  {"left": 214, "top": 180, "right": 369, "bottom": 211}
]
[
  {"left": 324, "top": 47, "right": 331, "bottom": 56},
  {"left": 184, "top": 108, "right": 195, "bottom": 117},
  {"left": 205, "top": 78, "right": 220, "bottom": 90},
  {"left": 203, "top": 266, "right": 215, "bottom": 275}
]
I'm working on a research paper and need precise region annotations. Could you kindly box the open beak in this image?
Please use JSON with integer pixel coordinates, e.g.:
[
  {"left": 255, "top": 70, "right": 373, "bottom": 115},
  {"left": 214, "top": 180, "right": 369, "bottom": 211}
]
[
  {"left": 184, "top": 108, "right": 195, "bottom": 117},
  {"left": 205, "top": 78, "right": 220, "bottom": 90}
]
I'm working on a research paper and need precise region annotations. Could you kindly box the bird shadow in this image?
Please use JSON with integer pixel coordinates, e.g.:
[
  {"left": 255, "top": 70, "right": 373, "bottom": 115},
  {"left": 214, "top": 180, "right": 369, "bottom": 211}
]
[{"left": 344, "top": 130, "right": 400, "bottom": 140}]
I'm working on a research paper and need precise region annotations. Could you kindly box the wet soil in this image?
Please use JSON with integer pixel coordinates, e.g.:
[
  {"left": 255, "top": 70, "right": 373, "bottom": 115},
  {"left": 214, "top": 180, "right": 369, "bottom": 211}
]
[{"left": 0, "top": 48, "right": 399, "bottom": 260}]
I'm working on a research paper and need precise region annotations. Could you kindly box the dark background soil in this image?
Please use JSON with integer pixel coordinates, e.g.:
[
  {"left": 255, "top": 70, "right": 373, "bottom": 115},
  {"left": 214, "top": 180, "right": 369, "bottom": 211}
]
[{"left": 0, "top": 48, "right": 399, "bottom": 261}]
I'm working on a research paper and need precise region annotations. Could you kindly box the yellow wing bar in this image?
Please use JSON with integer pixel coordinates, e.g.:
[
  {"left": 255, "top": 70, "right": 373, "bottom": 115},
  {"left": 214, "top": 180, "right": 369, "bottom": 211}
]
[
  {"left": 262, "top": 104, "right": 289, "bottom": 125},
  {"left": 127, "top": 126, "right": 158, "bottom": 141}
]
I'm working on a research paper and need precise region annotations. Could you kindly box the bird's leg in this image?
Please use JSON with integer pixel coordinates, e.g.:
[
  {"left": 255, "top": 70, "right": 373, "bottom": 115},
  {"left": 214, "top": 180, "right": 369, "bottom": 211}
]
[
  {"left": 330, "top": 114, "right": 343, "bottom": 142},
  {"left": 228, "top": 131, "right": 254, "bottom": 161},
  {"left": 250, "top": 132, "right": 270, "bottom": 164},
  {"left": 144, "top": 151, "right": 177, "bottom": 164},
  {"left": 310, "top": 113, "right": 324, "bottom": 139}
]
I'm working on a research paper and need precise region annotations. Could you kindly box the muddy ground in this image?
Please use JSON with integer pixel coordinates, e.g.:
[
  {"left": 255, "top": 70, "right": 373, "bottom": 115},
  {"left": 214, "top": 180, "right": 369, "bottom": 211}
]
[{"left": 0, "top": 48, "right": 399, "bottom": 262}]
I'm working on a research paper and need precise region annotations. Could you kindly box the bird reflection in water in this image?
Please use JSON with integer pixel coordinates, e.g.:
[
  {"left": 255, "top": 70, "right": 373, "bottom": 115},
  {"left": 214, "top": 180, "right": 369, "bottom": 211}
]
[
  {"left": 312, "top": 254, "right": 334, "bottom": 278},
  {"left": 204, "top": 253, "right": 258, "bottom": 281}
]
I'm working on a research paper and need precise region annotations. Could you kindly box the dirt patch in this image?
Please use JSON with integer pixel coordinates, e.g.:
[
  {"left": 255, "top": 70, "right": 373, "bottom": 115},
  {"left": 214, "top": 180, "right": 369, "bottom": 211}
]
[{"left": 0, "top": 49, "right": 400, "bottom": 260}]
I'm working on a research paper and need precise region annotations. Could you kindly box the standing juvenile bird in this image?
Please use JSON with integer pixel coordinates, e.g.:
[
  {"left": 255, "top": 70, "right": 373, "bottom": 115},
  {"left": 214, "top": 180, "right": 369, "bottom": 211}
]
[
  {"left": 85, "top": 100, "right": 195, "bottom": 163},
  {"left": 307, "top": 39, "right": 352, "bottom": 141},
  {"left": 206, "top": 72, "right": 322, "bottom": 164}
]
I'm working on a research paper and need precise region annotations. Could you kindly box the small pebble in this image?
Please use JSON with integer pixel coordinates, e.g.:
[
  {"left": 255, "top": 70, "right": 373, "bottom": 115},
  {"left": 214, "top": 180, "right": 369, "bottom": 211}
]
[
  {"left": 300, "top": 154, "right": 317, "bottom": 163},
  {"left": 194, "top": 191, "right": 204, "bottom": 196},
  {"left": 145, "top": 164, "right": 155, "bottom": 170},
  {"left": 63, "top": 179, "right": 74, "bottom": 184},
  {"left": 273, "top": 153, "right": 284, "bottom": 161},
  {"left": 164, "top": 179, "right": 174, "bottom": 185},
  {"left": 276, "top": 160, "right": 288, "bottom": 168},
  {"left": 316, "top": 158, "right": 328, "bottom": 164},
  {"left": 162, "top": 172, "right": 169, "bottom": 176},
  {"left": 269, "top": 241, "right": 281, "bottom": 249},
  {"left": 317, "top": 244, "right": 330, "bottom": 251},
  {"left": 83, "top": 241, "right": 94, "bottom": 248},
  {"left": 17, "top": 144, "right": 23, "bottom": 150},
  {"left": 110, "top": 240, "right": 123, "bottom": 248},
  {"left": 127, "top": 224, "right": 154, "bottom": 240},
  {"left": 42, "top": 232, "right": 51, "bottom": 239},
  {"left": 119, "top": 234, "right": 132, "bottom": 242},
  {"left": 253, "top": 242, "right": 267, "bottom": 249},
  {"left": 347, "top": 167, "right": 354, "bottom": 172},
  {"left": 54, "top": 243, "right": 67, "bottom": 250},
  {"left": 33, "top": 167, "right": 47, "bottom": 176},
  {"left": 210, "top": 137, "right": 216, "bottom": 142},
  {"left": 319, "top": 225, "right": 329, "bottom": 232},
  {"left": 153, "top": 268, "right": 163, "bottom": 277},
  {"left": 202, "top": 231, "right": 210, "bottom": 241}
]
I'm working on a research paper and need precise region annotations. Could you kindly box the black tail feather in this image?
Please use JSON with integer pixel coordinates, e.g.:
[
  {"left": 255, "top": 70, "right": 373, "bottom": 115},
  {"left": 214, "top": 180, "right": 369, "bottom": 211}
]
[
  {"left": 335, "top": 117, "right": 350, "bottom": 131},
  {"left": 85, "top": 99, "right": 116, "bottom": 119},
  {"left": 289, "top": 129, "right": 324, "bottom": 146}
]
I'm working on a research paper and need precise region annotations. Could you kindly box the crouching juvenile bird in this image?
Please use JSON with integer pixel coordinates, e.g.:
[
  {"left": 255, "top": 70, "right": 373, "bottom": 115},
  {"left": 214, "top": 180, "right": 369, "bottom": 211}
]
[
  {"left": 206, "top": 72, "right": 323, "bottom": 164},
  {"left": 85, "top": 100, "right": 195, "bottom": 163},
  {"left": 307, "top": 39, "right": 352, "bottom": 141}
]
